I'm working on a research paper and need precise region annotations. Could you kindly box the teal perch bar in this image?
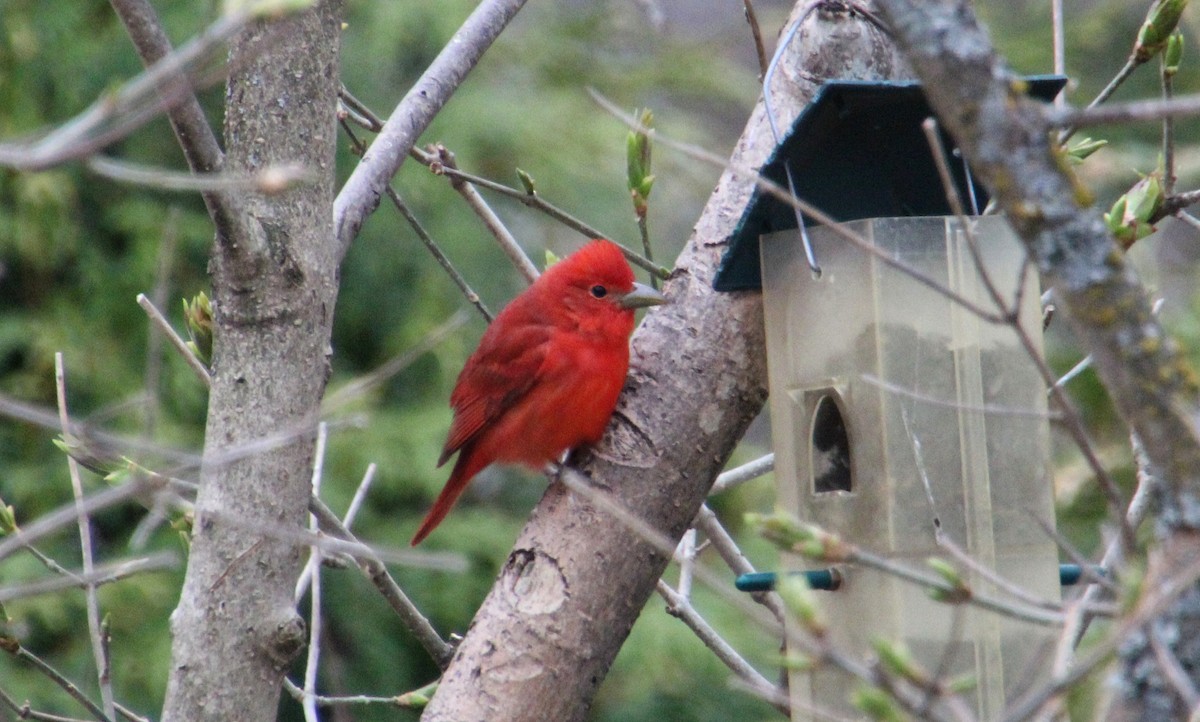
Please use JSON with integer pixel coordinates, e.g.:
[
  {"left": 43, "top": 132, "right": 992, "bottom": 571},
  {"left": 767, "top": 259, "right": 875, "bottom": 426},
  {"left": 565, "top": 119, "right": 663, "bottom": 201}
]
[{"left": 736, "top": 564, "right": 1102, "bottom": 592}]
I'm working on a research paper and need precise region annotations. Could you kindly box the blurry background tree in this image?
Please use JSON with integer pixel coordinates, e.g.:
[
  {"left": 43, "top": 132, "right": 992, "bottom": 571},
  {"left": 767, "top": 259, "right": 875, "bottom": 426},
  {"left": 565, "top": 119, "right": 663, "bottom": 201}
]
[{"left": 0, "top": 0, "right": 1198, "bottom": 720}]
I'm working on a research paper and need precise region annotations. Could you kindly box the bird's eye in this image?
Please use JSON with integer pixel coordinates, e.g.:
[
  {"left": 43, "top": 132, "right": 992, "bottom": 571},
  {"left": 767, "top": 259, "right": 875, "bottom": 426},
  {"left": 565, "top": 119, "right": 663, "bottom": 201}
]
[{"left": 590, "top": 285, "right": 608, "bottom": 299}]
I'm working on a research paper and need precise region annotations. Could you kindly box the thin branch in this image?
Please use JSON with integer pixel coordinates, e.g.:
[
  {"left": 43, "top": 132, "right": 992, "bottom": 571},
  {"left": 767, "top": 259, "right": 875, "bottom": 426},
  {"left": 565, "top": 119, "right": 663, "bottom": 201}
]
[
  {"left": 142, "top": 207, "right": 180, "bottom": 440},
  {"left": 708, "top": 453, "right": 774, "bottom": 495},
  {"left": 588, "top": 86, "right": 1008, "bottom": 323},
  {"left": 136, "top": 293, "right": 212, "bottom": 387},
  {"left": 385, "top": 186, "right": 494, "bottom": 322},
  {"left": 411, "top": 145, "right": 669, "bottom": 278},
  {"left": 1050, "top": 92, "right": 1200, "bottom": 130},
  {"left": 0, "top": 553, "right": 177, "bottom": 604},
  {"left": 107, "top": 0, "right": 224, "bottom": 172},
  {"left": 694, "top": 505, "right": 787, "bottom": 624},
  {"left": 300, "top": 426, "right": 327, "bottom": 722},
  {"left": 655, "top": 579, "right": 788, "bottom": 716},
  {"left": 560, "top": 471, "right": 970, "bottom": 721},
  {"left": 674, "top": 528, "right": 697, "bottom": 600},
  {"left": 336, "top": 118, "right": 493, "bottom": 322},
  {"left": 338, "top": 87, "right": 670, "bottom": 279},
  {"left": 0, "top": 636, "right": 113, "bottom": 722},
  {"left": 55, "top": 354, "right": 115, "bottom": 722},
  {"left": 333, "top": 0, "right": 531, "bottom": 259},
  {"left": 86, "top": 155, "right": 315, "bottom": 194},
  {"left": 0, "top": 8, "right": 245, "bottom": 171},
  {"left": 282, "top": 677, "right": 436, "bottom": 709},
  {"left": 741, "top": 0, "right": 769, "bottom": 78},
  {"left": 1150, "top": 625, "right": 1200, "bottom": 710},
  {"left": 295, "top": 463, "right": 377, "bottom": 600},
  {"left": 0, "top": 685, "right": 94, "bottom": 722},
  {"left": 433, "top": 145, "right": 539, "bottom": 284},
  {"left": 862, "top": 373, "right": 1062, "bottom": 419},
  {"left": 1162, "top": 52, "right": 1178, "bottom": 195},
  {"left": 323, "top": 310, "right": 470, "bottom": 410},
  {"left": 0, "top": 479, "right": 160, "bottom": 565},
  {"left": 306, "top": 496, "right": 456, "bottom": 667}
]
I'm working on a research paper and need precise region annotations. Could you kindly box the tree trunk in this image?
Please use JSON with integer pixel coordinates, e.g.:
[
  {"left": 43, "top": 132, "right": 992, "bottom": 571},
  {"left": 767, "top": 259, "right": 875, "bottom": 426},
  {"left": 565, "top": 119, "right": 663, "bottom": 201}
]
[
  {"left": 422, "top": 3, "right": 906, "bottom": 720},
  {"left": 161, "top": 3, "right": 343, "bottom": 721}
]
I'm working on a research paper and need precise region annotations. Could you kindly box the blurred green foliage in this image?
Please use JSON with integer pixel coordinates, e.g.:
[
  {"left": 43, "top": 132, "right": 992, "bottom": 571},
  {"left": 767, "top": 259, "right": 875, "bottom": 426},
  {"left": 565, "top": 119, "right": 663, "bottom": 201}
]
[{"left": 0, "top": 0, "right": 1194, "bottom": 720}]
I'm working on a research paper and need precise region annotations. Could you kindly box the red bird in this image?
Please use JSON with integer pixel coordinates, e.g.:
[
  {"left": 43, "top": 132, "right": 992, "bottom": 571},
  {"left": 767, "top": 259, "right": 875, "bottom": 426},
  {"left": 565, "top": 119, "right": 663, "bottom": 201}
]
[{"left": 411, "top": 240, "right": 667, "bottom": 545}]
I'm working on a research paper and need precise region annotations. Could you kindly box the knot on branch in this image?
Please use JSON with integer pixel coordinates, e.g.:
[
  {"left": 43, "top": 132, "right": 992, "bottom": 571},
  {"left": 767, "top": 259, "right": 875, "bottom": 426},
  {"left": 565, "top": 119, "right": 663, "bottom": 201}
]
[
  {"left": 260, "top": 609, "right": 307, "bottom": 670},
  {"left": 504, "top": 549, "right": 567, "bottom": 616}
]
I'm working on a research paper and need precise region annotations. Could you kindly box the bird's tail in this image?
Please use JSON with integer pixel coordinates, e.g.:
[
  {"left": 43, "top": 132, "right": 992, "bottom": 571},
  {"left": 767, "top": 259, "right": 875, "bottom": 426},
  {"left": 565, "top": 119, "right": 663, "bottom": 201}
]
[{"left": 411, "top": 451, "right": 484, "bottom": 546}]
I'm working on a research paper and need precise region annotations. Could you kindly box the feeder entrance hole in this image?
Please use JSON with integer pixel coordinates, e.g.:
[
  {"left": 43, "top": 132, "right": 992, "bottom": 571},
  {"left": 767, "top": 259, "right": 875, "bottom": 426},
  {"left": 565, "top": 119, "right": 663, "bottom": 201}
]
[{"left": 811, "top": 393, "right": 852, "bottom": 494}]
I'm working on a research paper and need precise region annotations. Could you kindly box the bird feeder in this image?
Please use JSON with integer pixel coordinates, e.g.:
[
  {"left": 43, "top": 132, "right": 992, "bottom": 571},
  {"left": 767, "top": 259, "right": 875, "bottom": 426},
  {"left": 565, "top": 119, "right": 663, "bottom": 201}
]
[{"left": 715, "top": 78, "right": 1066, "bottom": 721}]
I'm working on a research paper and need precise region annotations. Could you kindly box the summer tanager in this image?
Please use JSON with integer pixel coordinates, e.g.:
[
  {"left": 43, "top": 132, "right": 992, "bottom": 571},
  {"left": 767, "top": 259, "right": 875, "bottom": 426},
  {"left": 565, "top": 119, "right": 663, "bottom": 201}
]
[{"left": 411, "top": 239, "right": 667, "bottom": 545}]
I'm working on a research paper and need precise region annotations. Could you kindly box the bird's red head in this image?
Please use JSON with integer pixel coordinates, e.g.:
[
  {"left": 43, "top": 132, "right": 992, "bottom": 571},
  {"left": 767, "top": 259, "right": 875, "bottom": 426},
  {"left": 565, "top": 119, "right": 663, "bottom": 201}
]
[{"left": 539, "top": 240, "right": 666, "bottom": 336}]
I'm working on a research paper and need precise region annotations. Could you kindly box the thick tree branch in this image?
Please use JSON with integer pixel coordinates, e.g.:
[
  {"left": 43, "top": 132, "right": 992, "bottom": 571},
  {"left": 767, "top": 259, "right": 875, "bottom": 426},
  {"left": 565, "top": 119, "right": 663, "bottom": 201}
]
[
  {"left": 421, "top": 3, "right": 906, "bottom": 720},
  {"left": 160, "top": 2, "right": 344, "bottom": 720}
]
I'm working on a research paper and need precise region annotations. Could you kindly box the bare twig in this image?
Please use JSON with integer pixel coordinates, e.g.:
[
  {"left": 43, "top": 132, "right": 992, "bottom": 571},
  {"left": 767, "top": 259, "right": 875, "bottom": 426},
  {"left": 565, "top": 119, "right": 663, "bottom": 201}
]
[
  {"left": 387, "top": 187, "right": 494, "bottom": 322},
  {"left": 0, "top": 635, "right": 113, "bottom": 722},
  {"left": 142, "top": 207, "right": 180, "bottom": 439},
  {"left": 433, "top": 145, "right": 540, "bottom": 284},
  {"left": 1050, "top": 92, "right": 1200, "bottom": 130},
  {"left": 561, "top": 472, "right": 971, "bottom": 720},
  {"left": 919, "top": 116, "right": 1134, "bottom": 548},
  {"left": 300, "top": 424, "right": 328, "bottom": 722},
  {"left": 55, "top": 354, "right": 116, "bottom": 722},
  {"left": 334, "top": 0, "right": 531, "bottom": 259},
  {"left": 411, "top": 145, "right": 669, "bottom": 278},
  {"left": 741, "top": 0, "right": 769, "bottom": 78},
  {"left": 655, "top": 579, "right": 787, "bottom": 715},
  {"left": 0, "top": 479, "right": 161, "bottom": 565},
  {"left": 136, "top": 293, "right": 212, "bottom": 387},
  {"left": 86, "top": 155, "right": 314, "bottom": 194},
  {"left": 1150, "top": 626, "right": 1200, "bottom": 710},
  {"left": 0, "top": 684, "right": 93, "bottom": 722},
  {"left": 282, "top": 677, "right": 437, "bottom": 709},
  {"left": 338, "top": 93, "right": 668, "bottom": 279},
  {"left": 0, "top": 553, "right": 177, "bottom": 604},
  {"left": 863, "top": 373, "right": 1061, "bottom": 419},
  {"left": 589, "top": 87, "right": 1007, "bottom": 323},
  {"left": 107, "top": 0, "right": 224, "bottom": 172},
  {"left": 323, "top": 310, "right": 470, "bottom": 410},
  {"left": 1162, "top": 53, "right": 1178, "bottom": 195},
  {"left": 708, "top": 453, "right": 774, "bottom": 495},
  {"left": 0, "top": 8, "right": 246, "bottom": 171},
  {"left": 306, "top": 496, "right": 456, "bottom": 667},
  {"left": 694, "top": 505, "right": 786, "bottom": 624},
  {"left": 295, "top": 463, "right": 377, "bottom": 601},
  {"left": 336, "top": 117, "right": 494, "bottom": 322},
  {"left": 675, "top": 528, "right": 697, "bottom": 599}
]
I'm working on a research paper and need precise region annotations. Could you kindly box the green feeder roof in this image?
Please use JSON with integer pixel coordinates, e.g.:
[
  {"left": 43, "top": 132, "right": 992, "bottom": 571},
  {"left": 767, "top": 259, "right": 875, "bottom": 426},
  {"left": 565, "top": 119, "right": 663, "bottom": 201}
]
[{"left": 713, "top": 76, "right": 1067, "bottom": 292}]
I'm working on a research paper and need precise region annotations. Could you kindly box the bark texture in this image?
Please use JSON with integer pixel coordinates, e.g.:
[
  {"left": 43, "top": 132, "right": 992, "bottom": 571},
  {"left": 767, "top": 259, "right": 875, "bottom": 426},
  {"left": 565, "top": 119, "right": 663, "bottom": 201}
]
[
  {"left": 421, "top": 4, "right": 906, "bottom": 720},
  {"left": 871, "top": 1, "right": 1200, "bottom": 719},
  {"left": 160, "top": 3, "right": 342, "bottom": 721}
]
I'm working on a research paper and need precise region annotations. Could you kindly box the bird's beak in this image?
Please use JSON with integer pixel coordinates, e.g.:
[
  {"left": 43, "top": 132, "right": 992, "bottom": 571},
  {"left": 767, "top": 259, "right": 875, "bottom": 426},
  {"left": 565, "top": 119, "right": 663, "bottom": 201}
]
[{"left": 618, "top": 282, "right": 668, "bottom": 309}]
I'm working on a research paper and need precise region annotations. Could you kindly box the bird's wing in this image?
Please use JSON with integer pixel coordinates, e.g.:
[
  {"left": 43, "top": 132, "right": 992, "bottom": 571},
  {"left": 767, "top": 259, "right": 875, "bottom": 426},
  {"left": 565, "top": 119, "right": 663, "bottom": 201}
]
[{"left": 438, "top": 323, "right": 551, "bottom": 466}]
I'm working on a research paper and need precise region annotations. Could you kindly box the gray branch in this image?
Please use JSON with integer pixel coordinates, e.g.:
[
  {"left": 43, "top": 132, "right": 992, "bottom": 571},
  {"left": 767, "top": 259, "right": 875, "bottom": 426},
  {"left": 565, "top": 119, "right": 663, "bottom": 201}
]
[{"left": 333, "top": 0, "right": 529, "bottom": 261}]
